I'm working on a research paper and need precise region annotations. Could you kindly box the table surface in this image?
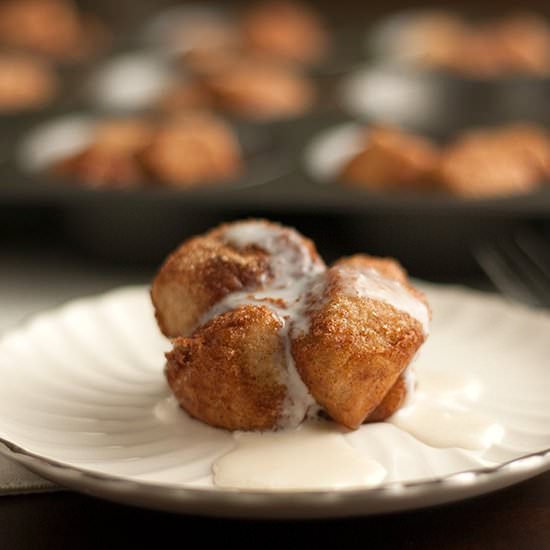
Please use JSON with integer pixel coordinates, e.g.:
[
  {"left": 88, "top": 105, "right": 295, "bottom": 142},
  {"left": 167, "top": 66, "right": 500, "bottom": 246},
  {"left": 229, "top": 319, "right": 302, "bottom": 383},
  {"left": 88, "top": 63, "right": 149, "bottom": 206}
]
[
  {"left": 0, "top": 472, "right": 549, "bottom": 549},
  {"left": 0, "top": 241, "right": 548, "bottom": 549}
]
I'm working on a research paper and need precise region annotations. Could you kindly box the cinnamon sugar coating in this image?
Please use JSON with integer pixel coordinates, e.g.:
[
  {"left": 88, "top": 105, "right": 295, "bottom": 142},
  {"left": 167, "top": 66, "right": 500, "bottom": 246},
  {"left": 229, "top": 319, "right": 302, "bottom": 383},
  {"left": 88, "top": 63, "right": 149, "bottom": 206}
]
[
  {"left": 152, "top": 231, "right": 270, "bottom": 338},
  {"left": 166, "top": 305, "right": 287, "bottom": 431},
  {"left": 292, "top": 258, "right": 428, "bottom": 430},
  {"left": 152, "top": 219, "right": 323, "bottom": 338}
]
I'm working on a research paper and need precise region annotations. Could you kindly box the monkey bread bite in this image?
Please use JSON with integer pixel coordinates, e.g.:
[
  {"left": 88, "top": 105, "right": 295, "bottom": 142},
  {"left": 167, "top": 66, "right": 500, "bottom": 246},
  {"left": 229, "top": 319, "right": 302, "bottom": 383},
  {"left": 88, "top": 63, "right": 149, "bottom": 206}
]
[{"left": 152, "top": 220, "right": 430, "bottom": 431}]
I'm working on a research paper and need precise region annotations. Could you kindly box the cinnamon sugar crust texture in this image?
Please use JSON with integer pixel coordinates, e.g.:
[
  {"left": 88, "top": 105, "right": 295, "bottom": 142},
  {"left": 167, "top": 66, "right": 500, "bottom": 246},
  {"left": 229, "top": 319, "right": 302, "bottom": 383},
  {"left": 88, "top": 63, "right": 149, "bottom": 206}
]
[{"left": 152, "top": 220, "right": 431, "bottom": 431}]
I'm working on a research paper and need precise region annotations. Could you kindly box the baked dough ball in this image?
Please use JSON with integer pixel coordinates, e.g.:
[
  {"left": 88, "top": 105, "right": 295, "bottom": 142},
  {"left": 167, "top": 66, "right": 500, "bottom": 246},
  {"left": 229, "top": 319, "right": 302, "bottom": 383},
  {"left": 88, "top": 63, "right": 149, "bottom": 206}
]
[
  {"left": 155, "top": 221, "right": 429, "bottom": 431},
  {"left": 53, "top": 119, "right": 153, "bottom": 187},
  {"left": 365, "top": 373, "right": 409, "bottom": 423},
  {"left": 0, "top": 0, "right": 107, "bottom": 60},
  {"left": 397, "top": 11, "right": 550, "bottom": 76},
  {"left": 155, "top": 82, "right": 212, "bottom": 112},
  {"left": 240, "top": 1, "right": 327, "bottom": 65},
  {"left": 151, "top": 219, "right": 325, "bottom": 338},
  {"left": 140, "top": 112, "right": 242, "bottom": 186},
  {"left": 291, "top": 255, "right": 429, "bottom": 429},
  {"left": 166, "top": 305, "right": 288, "bottom": 431},
  {"left": 53, "top": 113, "right": 242, "bottom": 188},
  {"left": 438, "top": 124, "right": 550, "bottom": 198},
  {"left": 202, "top": 58, "right": 315, "bottom": 120},
  {"left": 494, "top": 14, "right": 550, "bottom": 75},
  {"left": 0, "top": 54, "right": 57, "bottom": 111},
  {"left": 340, "top": 126, "right": 439, "bottom": 192}
]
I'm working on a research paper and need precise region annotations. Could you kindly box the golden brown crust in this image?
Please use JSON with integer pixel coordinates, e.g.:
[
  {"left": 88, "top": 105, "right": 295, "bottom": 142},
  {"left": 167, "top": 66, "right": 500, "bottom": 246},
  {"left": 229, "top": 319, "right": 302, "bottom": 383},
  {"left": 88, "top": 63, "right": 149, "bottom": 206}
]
[
  {"left": 400, "top": 11, "right": 550, "bottom": 76},
  {"left": 291, "top": 261, "right": 426, "bottom": 429},
  {"left": 240, "top": 1, "right": 327, "bottom": 65},
  {"left": 292, "top": 288, "right": 424, "bottom": 429},
  {"left": 493, "top": 14, "right": 550, "bottom": 75},
  {"left": 473, "top": 124, "right": 550, "bottom": 176},
  {"left": 0, "top": 54, "right": 57, "bottom": 111},
  {"left": 53, "top": 148, "right": 144, "bottom": 187},
  {"left": 52, "top": 119, "right": 153, "bottom": 187},
  {"left": 437, "top": 126, "right": 548, "bottom": 198},
  {"left": 152, "top": 218, "right": 324, "bottom": 338},
  {"left": 364, "top": 373, "right": 408, "bottom": 422},
  {"left": 166, "top": 305, "right": 287, "bottom": 431},
  {"left": 51, "top": 113, "right": 241, "bottom": 188},
  {"left": 342, "top": 123, "right": 550, "bottom": 199},
  {"left": 155, "top": 82, "right": 213, "bottom": 112},
  {"left": 203, "top": 59, "right": 315, "bottom": 120},
  {"left": 0, "top": 0, "right": 106, "bottom": 60},
  {"left": 92, "top": 120, "right": 154, "bottom": 153},
  {"left": 152, "top": 235, "right": 269, "bottom": 338},
  {"left": 340, "top": 126, "right": 439, "bottom": 192},
  {"left": 140, "top": 112, "right": 242, "bottom": 187}
]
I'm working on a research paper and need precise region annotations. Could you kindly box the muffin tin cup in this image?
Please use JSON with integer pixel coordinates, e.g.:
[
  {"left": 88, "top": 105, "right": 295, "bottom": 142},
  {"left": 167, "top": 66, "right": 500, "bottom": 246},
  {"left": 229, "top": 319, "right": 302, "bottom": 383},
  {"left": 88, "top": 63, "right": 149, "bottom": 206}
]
[
  {"left": 340, "top": 64, "right": 550, "bottom": 136},
  {"left": 300, "top": 115, "right": 550, "bottom": 276},
  {"left": 302, "top": 116, "right": 550, "bottom": 212}
]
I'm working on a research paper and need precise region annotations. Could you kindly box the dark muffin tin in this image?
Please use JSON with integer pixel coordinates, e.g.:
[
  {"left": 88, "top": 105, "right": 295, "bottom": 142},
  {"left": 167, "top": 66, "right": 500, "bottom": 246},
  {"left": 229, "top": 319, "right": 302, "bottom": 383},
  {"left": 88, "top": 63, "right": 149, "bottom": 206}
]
[{"left": 3, "top": 1, "right": 550, "bottom": 276}]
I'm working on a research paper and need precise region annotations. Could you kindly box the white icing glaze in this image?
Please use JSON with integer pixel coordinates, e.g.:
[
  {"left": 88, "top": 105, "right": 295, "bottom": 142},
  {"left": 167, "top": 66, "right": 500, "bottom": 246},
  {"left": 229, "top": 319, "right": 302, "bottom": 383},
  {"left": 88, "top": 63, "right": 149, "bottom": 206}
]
[
  {"left": 195, "top": 222, "right": 325, "bottom": 429},
  {"left": 213, "top": 421, "right": 387, "bottom": 490},
  {"left": 201, "top": 223, "right": 325, "bottom": 429},
  {"left": 336, "top": 266, "right": 430, "bottom": 335},
  {"left": 154, "top": 362, "right": 504, "bottom": 490},
  {"left": 390, "top": 369, "right": 505, "bottom": 450},
  {"left": 222, "top": 221, "right": 325, "bottom": 282}
]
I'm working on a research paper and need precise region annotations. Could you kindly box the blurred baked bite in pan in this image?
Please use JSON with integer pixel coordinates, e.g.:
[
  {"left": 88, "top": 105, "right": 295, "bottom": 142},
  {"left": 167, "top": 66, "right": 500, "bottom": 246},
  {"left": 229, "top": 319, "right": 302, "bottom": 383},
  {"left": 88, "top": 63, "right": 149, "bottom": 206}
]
[
  {"left": 53, "top": 119, "right": 154, "bottom": 188},
  {"left": 437, "top": 125, "right": 550, "bottom": 198},
  {"left": 0, "top": 53, "right": 57, "bottom": 112},
  {"left": 0, "top": 0, "right": 108, "bottom": 61},
  {"left": 51, "top": 112, "right": 242, "bottom": 188},
  {"left": 337, "top": 123, "right": 550, "bottom": 198},
  {"left": 154, "top": 81, "right": 213, "bottom": 113},
  {"left": 239, "top": 1, "right": 328, "bottom": 65},
  {"left": 341, "top": 126, "right": 438, "bottom": 192},
  {"left": 148, "top": 1, "right": 328, "bottom": 67},
  {"left": 379, "top": 10, "right": 550, "bottom": 77},
  {"left": 140, "top": 112, "right": 242, "bottom": 187},
  {"left": 89, "top": 48, "right": 316, "bottom": 121},
  {"left": 154, "top": 219, "right": 429, "bottom": 431},
  {"left": 199, "top": 57, "right": 316, "bottom": 120}
]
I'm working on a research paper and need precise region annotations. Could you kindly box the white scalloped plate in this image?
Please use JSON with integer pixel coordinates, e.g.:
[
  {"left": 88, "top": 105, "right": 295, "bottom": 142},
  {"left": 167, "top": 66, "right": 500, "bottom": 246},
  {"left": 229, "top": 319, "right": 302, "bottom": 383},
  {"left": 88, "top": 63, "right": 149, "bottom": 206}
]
[{"left": 0, "top": 285, "right": 548, "bottom": 518}]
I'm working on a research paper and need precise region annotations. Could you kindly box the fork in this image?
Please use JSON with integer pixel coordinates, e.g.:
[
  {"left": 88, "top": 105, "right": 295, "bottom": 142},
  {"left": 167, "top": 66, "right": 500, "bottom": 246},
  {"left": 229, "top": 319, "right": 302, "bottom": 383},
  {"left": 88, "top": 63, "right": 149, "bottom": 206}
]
[{"left": 474, "top": 226, "right": 550, "bottom": 308}]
